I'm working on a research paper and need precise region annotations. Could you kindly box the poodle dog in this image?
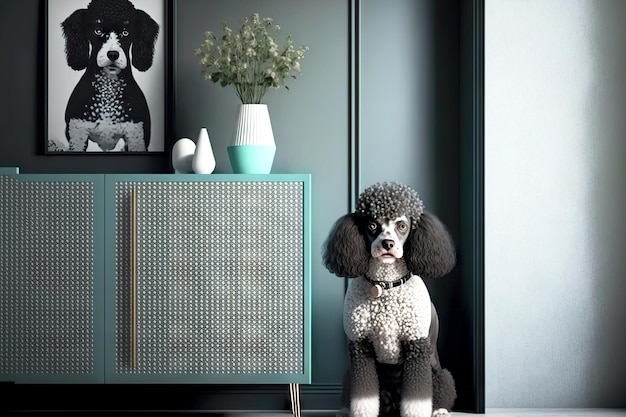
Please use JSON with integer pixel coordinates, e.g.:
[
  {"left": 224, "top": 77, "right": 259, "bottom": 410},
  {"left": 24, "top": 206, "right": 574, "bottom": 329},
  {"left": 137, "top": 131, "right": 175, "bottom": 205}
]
[
  {"left": 61, "top": 0, "right": 159, "bottom": 152},
  {"left": 323, "top": 182, "right": 457, "bottom": 417}
]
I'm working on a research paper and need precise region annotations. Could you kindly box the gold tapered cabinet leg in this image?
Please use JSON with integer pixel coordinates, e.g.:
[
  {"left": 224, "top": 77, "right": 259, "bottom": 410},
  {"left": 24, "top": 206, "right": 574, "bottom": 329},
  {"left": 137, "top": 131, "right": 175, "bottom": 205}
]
[{"left": 289, "top": 383, "right": 301, "bottom": 417}]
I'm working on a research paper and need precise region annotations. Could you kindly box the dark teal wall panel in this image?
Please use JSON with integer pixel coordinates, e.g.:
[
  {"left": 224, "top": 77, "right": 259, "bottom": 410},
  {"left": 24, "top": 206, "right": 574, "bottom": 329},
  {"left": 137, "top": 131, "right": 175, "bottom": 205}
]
[
  {"left": 360, "top": 0, "right": 438, "bottom": 195},
  {"left": 360, "top": 0, "right": 483, "bottom": 412}
]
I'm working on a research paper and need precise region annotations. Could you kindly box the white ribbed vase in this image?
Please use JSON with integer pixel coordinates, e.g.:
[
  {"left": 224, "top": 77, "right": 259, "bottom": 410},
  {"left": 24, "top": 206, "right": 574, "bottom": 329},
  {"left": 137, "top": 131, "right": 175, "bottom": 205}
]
[
  {"left": 232, "top": 104, "right": 276, "bottom": 146},
  {"left": 229, "top": 104, "right": 276, "bottom": 174}
]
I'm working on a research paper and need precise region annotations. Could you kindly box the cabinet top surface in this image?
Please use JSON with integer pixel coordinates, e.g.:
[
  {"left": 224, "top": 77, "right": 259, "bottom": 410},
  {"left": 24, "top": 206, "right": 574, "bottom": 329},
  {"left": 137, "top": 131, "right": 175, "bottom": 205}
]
[{"left": 1, "top": 170, "right": 310, "bottom": 183}]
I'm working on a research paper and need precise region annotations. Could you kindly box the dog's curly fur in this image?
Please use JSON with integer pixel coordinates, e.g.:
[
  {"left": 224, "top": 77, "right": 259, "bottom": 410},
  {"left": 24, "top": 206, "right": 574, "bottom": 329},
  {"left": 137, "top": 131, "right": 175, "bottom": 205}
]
[{"left": 323, "top": 182, "right": 457, "bottom": 417}]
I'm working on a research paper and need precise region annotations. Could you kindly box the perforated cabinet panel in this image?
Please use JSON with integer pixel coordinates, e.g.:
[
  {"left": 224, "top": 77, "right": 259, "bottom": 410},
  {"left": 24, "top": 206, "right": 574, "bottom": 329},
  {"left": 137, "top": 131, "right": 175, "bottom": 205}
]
[
  {"left": 113, "top": 181, "right": 306, "bottom": 379},
  {"left": 0, "top": 176, "right": 97, "bottom": 379}
]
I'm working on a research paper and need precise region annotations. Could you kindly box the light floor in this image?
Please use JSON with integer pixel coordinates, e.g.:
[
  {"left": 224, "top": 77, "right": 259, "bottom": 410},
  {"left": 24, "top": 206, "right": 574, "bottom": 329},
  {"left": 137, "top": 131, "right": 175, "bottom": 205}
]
[
  {"left": 457, "top": 411, "right": 626, "bottom": 417},
  {"left": 226, "top": 410, "right": 626, "bottom": 417}
]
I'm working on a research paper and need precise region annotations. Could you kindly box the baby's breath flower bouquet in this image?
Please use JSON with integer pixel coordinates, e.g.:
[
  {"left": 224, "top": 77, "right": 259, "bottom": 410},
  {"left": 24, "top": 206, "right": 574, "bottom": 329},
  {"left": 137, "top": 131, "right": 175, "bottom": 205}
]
[{"left": 195, "top": 13, "right": 309, "bottom": 104}]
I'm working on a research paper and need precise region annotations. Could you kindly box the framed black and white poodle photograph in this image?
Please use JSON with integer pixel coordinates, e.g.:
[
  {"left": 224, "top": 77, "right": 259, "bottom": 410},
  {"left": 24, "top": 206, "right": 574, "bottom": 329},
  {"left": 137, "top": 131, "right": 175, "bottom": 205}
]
[{"left": 46, "top": 0, "right": 168, "bottom": 153}]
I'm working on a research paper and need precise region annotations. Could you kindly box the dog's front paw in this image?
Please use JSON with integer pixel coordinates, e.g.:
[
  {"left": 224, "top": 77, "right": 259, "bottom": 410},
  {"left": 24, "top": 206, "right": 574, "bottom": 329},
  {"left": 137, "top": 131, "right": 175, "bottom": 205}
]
[
  {"left": 351, "top": 396, "right": 379, "bottom": 417},
  {"left": 400, "top": 398, "right": 432, "bottom": 417},
  {"left": 432, "top": 408, "right": 449, "bottom": 417}
]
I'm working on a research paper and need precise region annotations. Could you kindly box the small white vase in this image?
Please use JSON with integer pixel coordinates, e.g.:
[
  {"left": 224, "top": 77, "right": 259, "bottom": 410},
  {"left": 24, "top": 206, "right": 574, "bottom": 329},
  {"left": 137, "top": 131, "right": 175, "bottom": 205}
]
[{"left": 192, "top": 128, "right": 216, "bottom": 174}]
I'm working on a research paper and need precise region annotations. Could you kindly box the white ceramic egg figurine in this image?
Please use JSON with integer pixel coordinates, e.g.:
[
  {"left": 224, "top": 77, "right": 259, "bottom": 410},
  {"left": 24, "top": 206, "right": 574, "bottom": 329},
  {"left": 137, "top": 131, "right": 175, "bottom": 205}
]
[{"left": 171, "top": 138, "right": 196, "bottom": 173}]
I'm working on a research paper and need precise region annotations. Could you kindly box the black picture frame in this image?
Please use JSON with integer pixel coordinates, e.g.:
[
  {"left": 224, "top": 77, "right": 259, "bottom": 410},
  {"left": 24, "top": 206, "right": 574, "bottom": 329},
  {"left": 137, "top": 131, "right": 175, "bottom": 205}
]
[{"left": 44, "top": 0, "right": 172, "bottom": 154}]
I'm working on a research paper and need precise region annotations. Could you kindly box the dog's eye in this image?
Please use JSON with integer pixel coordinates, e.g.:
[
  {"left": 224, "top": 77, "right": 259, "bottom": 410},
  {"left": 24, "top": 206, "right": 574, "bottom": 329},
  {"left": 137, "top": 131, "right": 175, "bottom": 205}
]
[
  {"left": 94, "top": 28, "right": 103, "bottom": 36},
  {"left": 121, "top": 30, "right": 129, "bottom": 37},
  {"left": 396, "top": 221, "right": 409, "bottom": 233},
  {"left": 367, "top": 222, "right": 378, "bottom": 232}
]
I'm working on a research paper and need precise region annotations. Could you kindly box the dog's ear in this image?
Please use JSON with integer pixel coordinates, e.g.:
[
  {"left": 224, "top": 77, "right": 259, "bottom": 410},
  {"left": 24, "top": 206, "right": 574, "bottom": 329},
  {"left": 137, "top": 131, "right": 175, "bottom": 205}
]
[
  {"left": 404, "top": 212, "right": 456, "bottom": 279},
  {"left": 61, "top": 9, "right": 89, "bottom": 70},
  {"left": 322, "top": 213, "right": 370, "bottom": 278},
  {"left": 132, "top": 10, "right": 160, "bottom": 71}
]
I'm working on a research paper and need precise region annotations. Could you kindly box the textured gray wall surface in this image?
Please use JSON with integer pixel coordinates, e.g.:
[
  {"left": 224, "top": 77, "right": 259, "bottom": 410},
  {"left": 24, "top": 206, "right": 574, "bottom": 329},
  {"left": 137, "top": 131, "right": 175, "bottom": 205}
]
[{"left": 486, "top": 0, "right": 626, "bottom": 408}]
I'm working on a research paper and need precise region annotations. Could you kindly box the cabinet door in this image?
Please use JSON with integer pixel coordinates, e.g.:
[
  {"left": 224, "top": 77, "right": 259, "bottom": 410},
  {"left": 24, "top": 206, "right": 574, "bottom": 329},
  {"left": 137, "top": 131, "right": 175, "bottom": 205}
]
[
  {"left": 0, "top": 171, "right": 105, "bottom": 383},
  {"left": 105, "top": 174, "right": 311, "bottom": 384}
]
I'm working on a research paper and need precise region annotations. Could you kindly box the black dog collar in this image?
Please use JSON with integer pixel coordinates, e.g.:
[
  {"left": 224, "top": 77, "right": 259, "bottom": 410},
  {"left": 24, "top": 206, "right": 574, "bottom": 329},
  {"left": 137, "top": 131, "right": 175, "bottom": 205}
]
[{"left": 364, "top": 272, "right": 412, "bottom": 298}]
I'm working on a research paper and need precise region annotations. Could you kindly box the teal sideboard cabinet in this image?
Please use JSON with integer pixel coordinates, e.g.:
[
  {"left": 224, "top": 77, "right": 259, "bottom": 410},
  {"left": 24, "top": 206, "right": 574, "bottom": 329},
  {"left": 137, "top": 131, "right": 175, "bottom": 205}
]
[{"left": 1, "top": 169, "right": 311, "bottom": 409}]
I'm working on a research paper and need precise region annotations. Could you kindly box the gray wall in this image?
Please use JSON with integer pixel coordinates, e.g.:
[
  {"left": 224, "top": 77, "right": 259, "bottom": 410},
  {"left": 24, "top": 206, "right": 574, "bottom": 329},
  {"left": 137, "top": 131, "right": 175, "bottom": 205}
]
[{"left": 485, "top": 0, "right": 626, "bottom": 408}]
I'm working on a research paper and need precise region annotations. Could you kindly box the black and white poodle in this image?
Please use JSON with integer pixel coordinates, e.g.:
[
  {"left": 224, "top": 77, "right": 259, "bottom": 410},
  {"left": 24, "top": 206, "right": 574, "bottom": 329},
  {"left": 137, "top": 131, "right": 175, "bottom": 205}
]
[
  {"left": 323, "top": 182, "right": 457, "bottom": 417},
  {"left": 61, "top": 0, "right": 159, "bottom": 152}
]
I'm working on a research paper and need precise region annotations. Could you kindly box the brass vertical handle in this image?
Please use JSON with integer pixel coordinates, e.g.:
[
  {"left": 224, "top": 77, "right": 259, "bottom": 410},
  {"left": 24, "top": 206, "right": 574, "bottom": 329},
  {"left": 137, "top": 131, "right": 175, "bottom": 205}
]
[{"left": 130, "top": 186, "right": 137, "bottom": 369}]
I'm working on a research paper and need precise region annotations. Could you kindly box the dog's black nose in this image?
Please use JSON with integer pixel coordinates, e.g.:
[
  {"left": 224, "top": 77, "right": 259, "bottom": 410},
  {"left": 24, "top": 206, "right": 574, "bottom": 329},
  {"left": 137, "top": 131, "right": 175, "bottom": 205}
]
[
  {"left": 382, "top": 239, "right": 394, "bottom": 250},
  {"left": 108, "top": 51, "right": 119, "bottom": 61}
]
